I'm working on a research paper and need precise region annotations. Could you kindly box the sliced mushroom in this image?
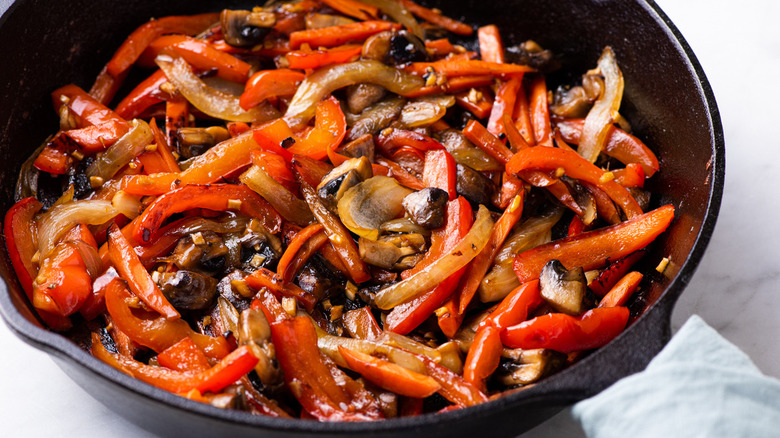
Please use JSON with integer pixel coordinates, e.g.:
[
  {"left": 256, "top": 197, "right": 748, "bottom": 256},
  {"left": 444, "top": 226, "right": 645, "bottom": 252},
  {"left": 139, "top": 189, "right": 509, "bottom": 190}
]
[
  {"left": 361, "top": 31, "right": 393, "bottom": 61},
  {"left": 379, "top": 217, "right": 430, "bottom": 236},
  {"left": 159, "top": 270, "right": 218, "bottom": 311},
  {"left": 388, "top": 30, "right": 428, "bottom": 64},
  {"left": 551, "top": 85, "right": 593, "bottom": 119},
  {"left": 539, "top": 259, "right": 592, "bottom": 315},
  {"left": 348, "top": 97, "right": 405, "bottom": 141},
  {"left": 176, "top": 126, "right": 230, "bottom": 159},
  {"left": 359, "top": 237, "right": 415, "bottom": 269},
  {"left": 239, "top": 307, "right": 282, "bottom": 386},
  {"left": 221, "top": 9, "right": 276, "bottom": 48},
  {"left": 336, "top": 133, "right": 376, "bottom": 162},
  {"left": 168, "top": 231, "right": 229, "bottom": 273},
  {"left": 347, "top": 84, "right": 387, "bottom": 114},
  {"left": 455, "top": 163, "right": 495, "bottom": 207},
  {"left": 566, "top": 178, "right": 597, "bottom": 226},
  {"left": 401, "top": 187, "right": 448, "bottom": 229},
  {"left": 316, "top": 156, "right": 373, "bottom": 210},
  {"left": 338, "top": 175, "right": 413, "bottom": 240},
  {"left": 296, "top": 256, "right": 346, "bottom": 300},
  {"left": 399, "top": 95, "right": 455, "bottom": 128},
  {"left": 506, "top": 40, "right": 560, "bottom": 73},
  {"left": 436, "top": 129, "right": 503, "bottom": 172},
  {"left": 497, "top": 349, "right": 567, "bottom": 386}
]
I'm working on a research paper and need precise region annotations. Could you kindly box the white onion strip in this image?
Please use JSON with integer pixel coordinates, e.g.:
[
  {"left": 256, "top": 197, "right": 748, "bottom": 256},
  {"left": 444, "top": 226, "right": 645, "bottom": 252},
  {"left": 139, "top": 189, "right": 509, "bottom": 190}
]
[{"left": 578, "top": 47, "right": 625, "bottom": 163}]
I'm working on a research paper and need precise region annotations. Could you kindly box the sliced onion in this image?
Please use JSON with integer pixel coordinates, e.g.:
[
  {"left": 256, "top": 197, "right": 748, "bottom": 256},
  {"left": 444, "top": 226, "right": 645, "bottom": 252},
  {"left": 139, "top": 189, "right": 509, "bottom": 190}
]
[
  {"left": 37, "top": 200, "right": 118, "bottom": 260},
  {"left": 284, "top": 60, "right": 424, "bottom": 128},
  {"left": 111, "top": 190, "right": 143, "bottom": 219},
  {"left": 578, "top": 46, "right": 624, "bottom": 163},
  {"left": 318, "top": 334, "right": 427, "bottom": 374},
  {"left": 380, "top": 217, "right": 430, "bottom": 236},
  {"left": 493, "top": 207, "right": 563, "bottom": 265},
  {"left": 374, "top": 205, "right": 494, "bottom": 309},
  {"left": 478, "top": 263, "right": 521, "bottom": 303},
  {"left": 338, "top": 176, "right": 412, "bottom": 240},
  {"left": 240, "top": 165, "right": 314, "bottom": 227},
  {"left": 86, "top": 119, "right": 154, "bottom": 182},
  {"left": 399, "top": 95, "right": 454, "bottom": 128},
  {"left": 359, "top": 0, "right": 424, "bottom": 39},
  {"left": 66, "top": 239, "right": 103, "bottom": 280},
  {"left": 156, "top": 55, "right": 278, "bottom": 123}
]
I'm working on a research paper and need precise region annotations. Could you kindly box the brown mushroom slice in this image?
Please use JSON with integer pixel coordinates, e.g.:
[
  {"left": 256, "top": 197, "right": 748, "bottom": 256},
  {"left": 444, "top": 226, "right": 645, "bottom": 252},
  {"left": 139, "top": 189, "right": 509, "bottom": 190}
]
[
  {"left": 238, "top": 307, "right": 281, "bottom": 386},
  {"left": 551, "top": 85, "right": 593, "bottom": 119},
  {"left": 498, "top": 349, "right": 567, "bottom": 386},
  {"left": 348, "top": 97, "right": 405, "bottom": 141},
  {"left": 316, "top": 156, "right": 373, "bottom": 210},
  {"left": 176, "top": 126, "right": 230, "bottom": 159},
  {"left": 359, "top": 237, "right": 413, "bottom": 269},
  {"left": 347, "top": 84, "right": 387, "bottom": 114},
  {"left": 399, "top": 95, "right": 454, "bottom": 128},
  {"left": 539, "top": 259, "right": 591, "bottom": 315},
  {"left": 455, "top": 163, "right": 496, "bottom": 207},
  {"left": 338, "top": 175, "right": 413, "bottom": 240},
  {"left": 336, "top": 133, "right": 376, "bottom": 162},
  {"left": 158, "top": 270, "right": 218, "bottom": 311},
  {"left": 379, "top": 217, "right": 430, "bottom": 236},
  {"left": 221, "top": 9, "right": 276, "bottom": 48},
  {"left": 402, "top": 187, "right": 448, "bottom": 229},
  {"left": 436, "top": 128, "right": 504, "bottom": 172}
]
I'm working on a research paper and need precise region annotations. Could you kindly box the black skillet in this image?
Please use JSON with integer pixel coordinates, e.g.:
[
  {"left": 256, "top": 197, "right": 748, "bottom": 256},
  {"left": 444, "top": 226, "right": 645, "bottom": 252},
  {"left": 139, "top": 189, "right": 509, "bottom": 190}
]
[{"left": 0, "top": 0, "right": 724, "bottom": 436}]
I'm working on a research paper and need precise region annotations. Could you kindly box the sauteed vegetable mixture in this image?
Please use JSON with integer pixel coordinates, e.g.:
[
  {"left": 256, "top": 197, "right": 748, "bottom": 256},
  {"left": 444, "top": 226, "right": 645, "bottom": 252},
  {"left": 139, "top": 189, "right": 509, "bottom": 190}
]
[{"left": 5, "top": 0, "right": 673, "bottom": 420}]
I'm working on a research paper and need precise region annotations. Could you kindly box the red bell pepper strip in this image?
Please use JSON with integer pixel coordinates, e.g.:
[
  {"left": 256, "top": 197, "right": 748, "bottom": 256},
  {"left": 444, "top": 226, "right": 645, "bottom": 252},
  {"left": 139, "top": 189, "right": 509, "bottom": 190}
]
[
  {"left": 406, "top": 60, "right": 534, "bottom": 78},
  {"left": 599, "top": 271, "right": 643, "bottom": 308},
  {"left": 250, "top": 149, "right": 298, "bottom": 193},
  {"left": 53, "top": 84, "right": 130, "bottom": 153},
  {"left": 386, "top": 197, "right": 473, "bottom": 334},
  {"left": 147, "top": 116, "right": 181, "bottom": 173},
  {"left": 462, "top": 119, "right": 513, "bottom": 164},
  {"left": 227, "top": 122, "right": 251, "bottom": 137},
  {"left": 252, "top": 118, "right": 298, "bottom": 162},
  {"left": 276, "top": 223, "right": 325, "bottom": 282},
  {"left": 165, "top": 96, "right": 190, "bottom": 150},
  {"left": 422, "top": 149, "right": 457, "bottom": 201},
  {"left": 456, "top": 193, "right": 524, "bottom": 315},
  {"left": 479, "top": 280, "right": 544, "bottom": 331},
  {"left": 529, "top": 75, "right": 553, "bottom": 147},
  {"left": 271, "top": 316, "right": 383, "bottom": 421},
  {"left": 376, "top": 128, "right": 445, "bottom": 156},
  {"left": 503, "top": 113, "right": 531, "bottom": 151},
  {"left": 104, "top": 278, "right": 229, "bottom": 359},
  {"left": 502, "top": 306, "right": 630, "bottom": 353},
  {"left": 375, "top": 158, "right": 426, "bottom": 191},
  {"left": 244, "top": 267, "right": 317, "bottom": 312},
  {"left": 613, "top": 163, "right": 646, "bottom": 188},
  {"left": 33, "top": 134, "right": 73, "bottom": 175},
  {"left": 320, "top": 0, "right": 378, "bottom": 20},
  {"left": 298, "top": 180, "right": 371, "bottom": 283},
  {"left": 286, "top": 44, "right": 362, "bottom": 70},
  {"left": 287, "top": 96, "right": 347, "bottom": 160},
  {"left": 568, "top": 214, "right": 588, "bottom": 237},
  {"left": 89, "top": 65, "right": 127, "bottom": 106},
  {"left": 138, "top": 35, "right": 251, "bottom": 83},
  {"left": 462, "top": 326, "right": 502, "bottom": 392},
  {"left": 590, "top": 251, "right": 645, "bottom": 297},
  {"left": 290, "top": 154, "right": 334, "bottom": 187},
  {"left": 288, "top": 21, "right": 402, "bottom": 49},
  {"left": 454, "top": 87, "right": 494, "bottom": 119},
  {"left": 513, "top": 205, "right": 674, "bottom": 283},
  {"left": 133, "top": 184, "right": 282, "bottom": 243},
  {"left": 581, "top": 180, "right": 622, "bottom": 225},
  {"left": 107, "top": 224, "right": 180, "bottom": 319},
  {"left": 338, "top": 346, "right": 441, "bottom": 398},
  {"left": 251, "top": 290, "right": 291, "bottom": 324},
  {"left": 121, "top": 172, "right": 179, "bottom": 196},
  {"left": 436, "top": 298, "right": 463, "bottom": 339},
  {"left": 80, "top": 268, "right": 118, "bottom": 322},
  {"left": 419, "top": 354, "right": 487, "bottom": 407},
  {"left": 240, "top": 69, "right": 305, "bottom": 111},
  {"left": 65, "top": 120, "right": 130, "bottom": 154},
  {"left": 497, "top": 171, "right": 523, "bottom": 209},
  {"left": 425, "top": 38, "right": 459, "bottom": 57},
  {"left": 106, "top": 13, "right": 220, "bottom": 78},
  {"left": 114, "top": 70, "right": 171, "bottom": 119},
  {"left": 404, "top": 74, "right": 494, "bottom": 99},
  {"left": 513, "top": 81, "right": 534, "bottom": 144},
  {"left": 92, "top": 332, "right": 257, "bottom": 394},
  {"left": 399, "top": 0, "right": 474, "bottom": 36},
  {"left": 555, "top": 119, "right": 660, "bottom": 177},
  {"left": 157, "top": 336, "right": 211, "bottom": 373},
  {"left": 477, "top": 25, "right": 505, "bottom": 63},
  {"left": 487, "top": 77, "right": 522, "bottom": 138},
  {"left": 506, "top": 145, "right": 644, "bottom": 219}
]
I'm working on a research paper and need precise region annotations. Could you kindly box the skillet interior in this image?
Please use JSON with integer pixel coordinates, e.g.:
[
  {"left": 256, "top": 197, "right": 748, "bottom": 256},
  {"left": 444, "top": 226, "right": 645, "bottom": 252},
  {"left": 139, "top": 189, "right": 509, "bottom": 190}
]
[{"left": 0, "top": 0, "right": 723, "bottom": 436}]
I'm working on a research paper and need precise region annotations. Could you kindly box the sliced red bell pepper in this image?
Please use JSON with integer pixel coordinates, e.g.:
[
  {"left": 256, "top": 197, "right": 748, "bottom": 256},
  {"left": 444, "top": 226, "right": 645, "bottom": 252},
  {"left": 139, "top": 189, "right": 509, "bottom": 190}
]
[
  {"left": 250, "top": 149, "right": 298, "bottom": 193},
  {"left": 479, "top": 280, "right": 544, "bottom": 331},
  {"left": 599, "top": 271, "right": 643, "bottom": 308},
  {"left": 568, "top": 214, "right": 588, "bottom": 237},
  {"left": 386, "top": 197, "right": 473, "bottom": 334},
  {"left": 375, "top": 158, "right": 426, "bottom": 191},
  {"left": 462, "top": 119, "right": 513, "bottom": 164},
  {"left": 107, "top": 223, "right": 180, "bottom": 319},
  {"left": 104, "top": 278, "right": 229, "bottom": 359},
  {"left": 503, "top": 113, "right": 531, "bottom": 151},
  {"left": 455, "top": 193, "right": 524, "bottom": 315},
  {"left": 454, "top": 87, "right": 494, "bottom": 119},
  {"left": 157, "top": 336, "right": 211, "bottom": 373},
  {"left": 376, "top": 128, "right": 445, "bottom": 157},
  {"left": 506, "top": 145, "right": 644, "bottom": 219},
  {"left": 106, "top": 13, "right": 220, "bottom": 78},
  {"left": 425, "top": 38, "right": 459, "bottom": 57},
  {"left": 227, "top": 122, "right": 251, "bottom": 137},
  {"left": 271, "top": 316, "right": 383, "bottom": 421},
  {"left": 165, "top": 96, "right": 190, "bottom": 150},
  {"left": 92, "top": 332, "right": 256, "bottom": 394},
  {"left": 244, "top": 266, "right": 317, "bottom": 312},
  {"left": 513, "top": 81, "right": 534, "bottom": 144},
  {"left": 613, "top": 163, "right": 646, "bottom": 188},
  {"left": 133, "top": 184, "right": 282, "bottom": 243},
  {"left": 288, "top": 20, "right": 402, "bottom": 49},
  {"left": 298, "top": 180, "right": 371, "bottom": 283},
  {"left": 406, "top": 59, "right": 534, "bottom": 78},
  {"left": 581, "top": 180, "right": 622, "bottom": 225},
  {"left": 240, "top": 69, "right": 305, "bottom": 111},
  {"left": 497, "top": 171, "right": 523, "bottom": 209},
  {"left": 115, "top": 70, "right": 172, "bottom": 119},
  {"left": 501, "top": 306, "right": 630, "bottom": 353},
  {"left": 589, "top": 251, "right": 645, "bottom": 297},
  {"left": 251, "top": 289, "right": 291, "bottom": 324},
  {"left": 52, "top": 84, "right": 130, "bottom": 153},
  {"left": 252, "top": 118, "right": 298, "bottom": 162},
  {"left": 33, "top": 134, "right": 73, "bottom": 175},
  {"left": 320, "top": 0, "right": 378, "bottom": 20},
  {"left": 399, "top": 0, "right": 474, "bottom": 36},
  {"left": 462, "top": 325, "right": 502, "bottom": 392},
  {"left": 419, "top": 354, "right": 487, "bottom": 407},
  {"left": 89, "top": 65, "right": 126, "bottom": 106},
  {"left": 529, "top": 75, "right": 553, "bottom": 147},
  {"left": 276, "top": 223, "right": 325, "bottom": 282},
  {"left": 286, "top": 96, "right": 347, "bottom": 160},
  {"left": 138, "top": 35, "right": 251, "bottom": 83},
  {"left": 338, "top": 346, "right": 441, "bottom": 398},
  {"left": 286, "top": 44, "right": 362, "bottom": 70},
  {"left": 290, "top": 154, "right": 333, "bottom": 188},
  {"left": 404, "top": 74, "right": 494, "bottom": 99},
  {"left": 422, "top": 149, "right": 457, "bottom": 201},
  {"left": 147, "top": 116, "right": 181, "bottom": 173},
  {"left": 513, "top": 205, "right": 674, "bottom": 283},
  {"left": 477, "top": 25, "right": 505, "bottom": 64},
  {"left": 487, "top": 77, "right": 522, "bottom": 138},
  {"left": 555, "top": 119, "right": 660, "bottom": 177}
]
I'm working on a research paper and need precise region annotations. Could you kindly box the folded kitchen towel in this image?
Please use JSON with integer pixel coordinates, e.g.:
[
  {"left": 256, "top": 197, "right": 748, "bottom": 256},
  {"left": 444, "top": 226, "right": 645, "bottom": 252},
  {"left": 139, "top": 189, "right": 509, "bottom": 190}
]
[{"left": 572, "top": 314, "right": 780, "bottom": 437}]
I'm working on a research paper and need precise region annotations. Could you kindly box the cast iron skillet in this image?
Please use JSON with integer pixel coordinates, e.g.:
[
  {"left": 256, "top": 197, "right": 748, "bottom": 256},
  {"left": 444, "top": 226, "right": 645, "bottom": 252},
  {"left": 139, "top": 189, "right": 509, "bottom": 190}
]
[{"left": 0, "top": 0, "right": 724, "bottom": 436}]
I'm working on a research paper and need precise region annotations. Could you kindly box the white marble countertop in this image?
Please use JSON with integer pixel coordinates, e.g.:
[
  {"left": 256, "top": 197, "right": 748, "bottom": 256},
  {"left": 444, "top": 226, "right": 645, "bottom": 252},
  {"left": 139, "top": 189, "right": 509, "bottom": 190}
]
[{"left": 2, "top": 0, "right": 778, "bottom": 436}]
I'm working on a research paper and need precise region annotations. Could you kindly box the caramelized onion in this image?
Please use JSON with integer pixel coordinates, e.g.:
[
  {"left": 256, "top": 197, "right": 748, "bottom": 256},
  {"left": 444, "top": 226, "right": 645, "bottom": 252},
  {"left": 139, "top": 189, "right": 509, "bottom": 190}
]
[
  {"left": 578, "top": 46, "right": 624, "bottom": 163},
  {"left": 37, "top": 200, "right": 118, "bottom": 260}
]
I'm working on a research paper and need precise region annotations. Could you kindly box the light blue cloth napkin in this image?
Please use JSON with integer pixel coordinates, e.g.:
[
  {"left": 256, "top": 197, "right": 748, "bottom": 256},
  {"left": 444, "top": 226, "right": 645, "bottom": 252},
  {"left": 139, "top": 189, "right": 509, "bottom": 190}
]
[{"left": 572, "top": 315, "right": 780, "bottom": 437}]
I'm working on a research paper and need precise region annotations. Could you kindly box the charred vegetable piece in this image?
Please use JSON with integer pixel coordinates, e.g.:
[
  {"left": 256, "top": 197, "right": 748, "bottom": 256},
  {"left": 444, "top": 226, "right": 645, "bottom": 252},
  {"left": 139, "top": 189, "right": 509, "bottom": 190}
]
[
  {"left": 401, "top": 187, "right": 448, "bottom": 229},
  {"left": 497, "top": 349, "right": 567, "bottom": 386},
  {"left": 221, "top": 9, "right": 276, "bottom": 48},
  {"left": 159, "top": 270, "right": 218, "bottom": 311},
  {"left": 388, "top": 30, "right": 427, "bottom": 64},
  {"left": 538, "top": 259, "right": 590, "bottom": 315}
]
